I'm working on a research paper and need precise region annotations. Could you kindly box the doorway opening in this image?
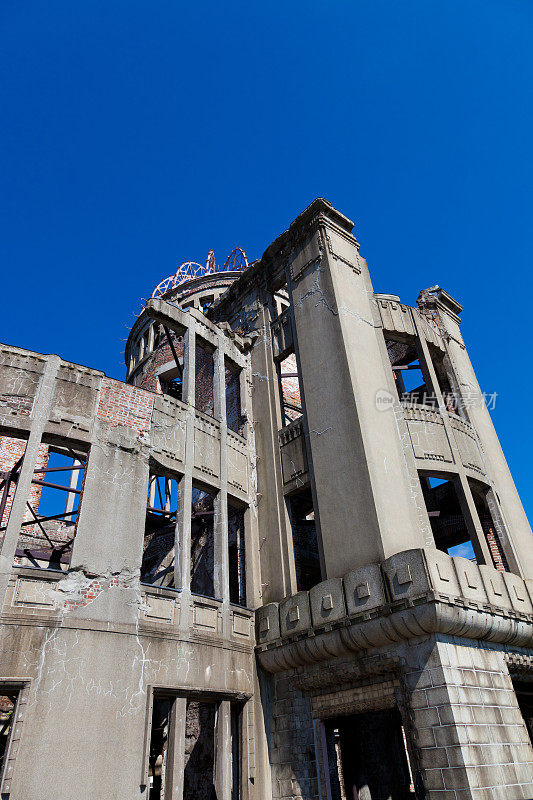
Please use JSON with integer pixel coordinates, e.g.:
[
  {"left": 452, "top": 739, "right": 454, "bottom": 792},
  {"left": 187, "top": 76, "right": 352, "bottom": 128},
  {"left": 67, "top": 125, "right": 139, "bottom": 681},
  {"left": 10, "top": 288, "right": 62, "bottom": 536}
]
[{"left": 323, "top": 708, "right": 413, "bottom": 800}]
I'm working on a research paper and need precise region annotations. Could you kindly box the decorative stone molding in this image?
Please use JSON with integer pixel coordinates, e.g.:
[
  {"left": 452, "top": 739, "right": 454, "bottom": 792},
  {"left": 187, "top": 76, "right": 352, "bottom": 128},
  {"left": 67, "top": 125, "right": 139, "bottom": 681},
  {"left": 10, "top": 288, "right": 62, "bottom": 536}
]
[{"left": 256, "top": 548, "right": 533, "bottom": 673}]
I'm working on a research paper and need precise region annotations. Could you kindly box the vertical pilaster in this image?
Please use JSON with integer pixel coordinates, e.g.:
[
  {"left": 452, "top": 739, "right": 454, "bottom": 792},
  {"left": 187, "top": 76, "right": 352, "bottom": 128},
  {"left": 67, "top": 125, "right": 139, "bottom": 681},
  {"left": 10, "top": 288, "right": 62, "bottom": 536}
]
[
  {"left": 288, "top": 215, "right": 427, "bottom": 576},
  {"left": 176, "top": 324, "right": 196, "bottom": 622},
  {"left": 215, "top": 700, "right": 232, "bottom": 800},
  {"left": 241, "top": 361, "right": 262, "bottom": 609},
  {"left": 0, "top": 355, "right": 59, "bottom": 604},
  {"left": 166, "top": 697, "right": 187, "bottom": 800},
  {"left": 249, "top": 303, "right": 296, "bottom": 602},
  {"left": 214, "top": 338, "right": 230, "bottom": 622}
]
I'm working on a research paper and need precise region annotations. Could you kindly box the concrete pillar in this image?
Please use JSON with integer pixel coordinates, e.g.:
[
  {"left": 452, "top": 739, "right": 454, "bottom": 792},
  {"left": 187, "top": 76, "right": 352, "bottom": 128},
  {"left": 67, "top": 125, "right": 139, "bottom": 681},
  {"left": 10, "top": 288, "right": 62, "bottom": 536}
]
[
  {"left": 249, "top": 303, "right": 296, "bottom": 602},
  {"left": 287, "top": 213, "right": 427, "bottom": 577},
  {"left": 166, "top": 697, "right": 187, "bottom": 800},
  {"left": 418, "top": 288, "right": 533, "bottom": 578},
  {"left": 241, "top": 361, "right": 262, "bottom": 609},
  {"left": 214, "top": 339, "right": 229, "bottom": 607},
  {"left": 215, "top": 700, "right": 232, "bottom": 800},
  {"left": 176, "top": 324, "right": 196, "bottom": 611},
  {"left": 0, "top": 355, "right": 59, "bottom": 604}
]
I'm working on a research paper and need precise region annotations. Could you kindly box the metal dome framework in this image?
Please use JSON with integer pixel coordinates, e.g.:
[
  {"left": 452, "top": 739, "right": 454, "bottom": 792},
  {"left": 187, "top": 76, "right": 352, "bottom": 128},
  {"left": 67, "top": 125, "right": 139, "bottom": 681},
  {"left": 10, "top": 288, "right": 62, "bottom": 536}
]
[{"left": 152, "top": 247, "right": 249, "bottom": 299}]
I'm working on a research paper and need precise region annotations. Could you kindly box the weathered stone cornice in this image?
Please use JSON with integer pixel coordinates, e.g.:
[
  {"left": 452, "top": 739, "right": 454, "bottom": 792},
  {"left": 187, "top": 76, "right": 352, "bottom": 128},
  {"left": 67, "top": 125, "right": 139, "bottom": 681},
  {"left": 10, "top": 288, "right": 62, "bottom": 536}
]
[{"left": 256, "top": 548, "right": 533, "bottom": 673}]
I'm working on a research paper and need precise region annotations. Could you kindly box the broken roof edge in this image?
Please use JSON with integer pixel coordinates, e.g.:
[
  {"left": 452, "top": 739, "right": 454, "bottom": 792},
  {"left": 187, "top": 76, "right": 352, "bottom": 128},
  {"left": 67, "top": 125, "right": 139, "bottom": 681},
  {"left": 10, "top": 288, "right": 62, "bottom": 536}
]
[
  {"left": 261, "top": 197, "right": 355, "bottom": 265},
  {"left": 209, "top": 198, "right": 356, "bottom": 316},
  {"left": 417, "top": 285, "right": 463, "bottom": 324}
]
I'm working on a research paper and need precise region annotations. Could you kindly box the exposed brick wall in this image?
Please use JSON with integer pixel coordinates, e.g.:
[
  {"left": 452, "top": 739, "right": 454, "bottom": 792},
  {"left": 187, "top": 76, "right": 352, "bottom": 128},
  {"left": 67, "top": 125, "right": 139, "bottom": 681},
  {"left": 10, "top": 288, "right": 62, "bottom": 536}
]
[
  {"left": 63, "top": 576, "right": 119, "bottom": 611},
  {"left": 97, "top": 377, "right": 154, "bottom": 431}
]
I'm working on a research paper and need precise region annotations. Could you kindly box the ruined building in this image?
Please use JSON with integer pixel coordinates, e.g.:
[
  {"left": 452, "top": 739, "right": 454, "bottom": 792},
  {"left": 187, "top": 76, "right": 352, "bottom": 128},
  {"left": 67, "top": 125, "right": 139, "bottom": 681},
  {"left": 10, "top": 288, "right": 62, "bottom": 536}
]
[{"left": 1, "top": 198, "right": 533, "bottom": 800}]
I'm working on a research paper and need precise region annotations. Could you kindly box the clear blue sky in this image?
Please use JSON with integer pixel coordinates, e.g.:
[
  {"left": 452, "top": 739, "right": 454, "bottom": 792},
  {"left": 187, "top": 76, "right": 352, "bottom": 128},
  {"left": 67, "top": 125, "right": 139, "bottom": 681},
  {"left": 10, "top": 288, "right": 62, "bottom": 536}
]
[{"left": 1, "top": 1, "right": 532, "bottom": 517}]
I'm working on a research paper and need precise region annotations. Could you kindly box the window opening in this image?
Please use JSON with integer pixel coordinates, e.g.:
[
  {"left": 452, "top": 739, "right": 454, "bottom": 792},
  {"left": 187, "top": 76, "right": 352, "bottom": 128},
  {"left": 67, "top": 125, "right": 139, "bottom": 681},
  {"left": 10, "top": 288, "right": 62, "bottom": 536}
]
[
  {"left": 5, "top": 444, "right": 88, "bottom": 571},
  {"left": 200, "top": 295, "right": 214, "bottom": 314},
  {"left": 385, "top": 338, "right": 432, "bottom": 407},
  {"left": 469, "top": 479, "right": 509, "bottom": 572},
  {"left": 228, "top": 504, "right": 246, "bottom": 606},
  {"left": 278, "top": 353, "right": 302, "bottom": 426},
  {"left": 159, "top": 327, "right": 184, "bottom": 402},
  {"left": 430, "top": 348, "right": 459, "bottom": 414},
  {"left": 142, "top": 474, "right": 178, "bottom": 587},
  {"left": 288, "top": 489, "right": 321, "bottom": 591},
  {"left": 225, "top": 361, "right": 245, "bottom": 436},
  {"left": 231, "top": 704, "right": 242, "bottom": 800},
  {"left": 191, "top": 487, "right": 216, "bottom": 597},
  {"left": 0, "top": 436, "right": 29, "bottom": 547},
  {"left": 195, "top": 341, "right": 215, "bottom": 417},
  {"left": 421, "top": 475, "right": 477, "bottom": 560}
]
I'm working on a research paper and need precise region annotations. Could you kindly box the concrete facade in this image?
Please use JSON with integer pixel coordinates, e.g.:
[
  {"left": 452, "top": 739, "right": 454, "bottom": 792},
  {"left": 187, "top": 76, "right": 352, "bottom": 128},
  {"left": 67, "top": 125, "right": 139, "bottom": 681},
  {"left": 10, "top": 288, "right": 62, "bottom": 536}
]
[{"left": 0, "top": 199, "right": 532, "bottom": 799}]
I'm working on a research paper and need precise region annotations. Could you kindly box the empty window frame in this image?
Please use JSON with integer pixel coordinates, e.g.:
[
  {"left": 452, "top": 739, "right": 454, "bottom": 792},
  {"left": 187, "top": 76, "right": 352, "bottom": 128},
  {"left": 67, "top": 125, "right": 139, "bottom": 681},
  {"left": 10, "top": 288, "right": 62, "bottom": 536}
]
[
  {"left": 228, "top": 503, "right": 246, "bottom": 607},
  {"left": 195, "top": 341, "right": 215, "bottom": 417},
  {"left": 158, "top": 327, "right": 184, "bottom": 402},
  {"left": 385, "top": 338, "right": 433, "bottom": 407},
  {"left": 288, "top": 488, "right": 321, "bottom": 591},
  {"left": 199, "top": 295, "right": 214, "bottom": 314},
  {"left": 469, "top": 479, "right": 509, "bottom": 572},
  {"left": 225, "top": 361, "right": 245, "bottom": 436},
  {"left": 429, "top": 347, "right": 462, "bottom": 415},
  {"left": 278, "top": 353, "right": 303, "bottom": 426},
  {"left": 5, "top": 443, "right": 88, "bottom": 571},
  {"left": 420, "top": 475, "right": 478, "bottom": 560},
  {"left": 142, "top": 474, "right": 179, "bottom": 587},
  {"left": 191, "top": 487, "right": 216, "bottom": 598}
]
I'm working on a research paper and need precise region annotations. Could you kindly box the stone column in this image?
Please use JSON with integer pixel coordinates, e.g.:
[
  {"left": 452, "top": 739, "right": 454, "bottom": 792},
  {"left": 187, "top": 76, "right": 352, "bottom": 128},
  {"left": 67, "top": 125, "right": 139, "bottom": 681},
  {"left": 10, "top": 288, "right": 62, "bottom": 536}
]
[
  {"left": 215, "top": 700, "right": 232, "bottom": 800},
  {"left": 287, "top": 208, "right": 427, "bottom": 577},
  {"left": 0, "top": 355, "right": 59, "bottom": 604},
  {"left": 249, "top": 301, "right": 297, "bottom": 602},
  {"left": 176, "top": 323, "right": 196, "bottom": 628},
  {"left": 166, "top": 697, "right": 187, "bottom": 800}
]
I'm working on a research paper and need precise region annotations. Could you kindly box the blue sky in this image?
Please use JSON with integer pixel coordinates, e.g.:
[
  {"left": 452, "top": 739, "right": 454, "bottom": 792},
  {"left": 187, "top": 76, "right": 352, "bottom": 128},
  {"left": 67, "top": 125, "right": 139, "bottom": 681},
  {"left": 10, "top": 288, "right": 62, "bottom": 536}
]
[{"left": 1, "top": 1, "right": 532, "bottom": 517}]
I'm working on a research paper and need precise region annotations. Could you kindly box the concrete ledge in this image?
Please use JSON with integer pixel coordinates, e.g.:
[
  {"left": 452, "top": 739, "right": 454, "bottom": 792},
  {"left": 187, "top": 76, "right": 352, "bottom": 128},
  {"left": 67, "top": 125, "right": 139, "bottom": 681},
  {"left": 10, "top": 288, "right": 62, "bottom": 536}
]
[{"left": 256, "top": 548, "right": 533, "bottom": 673}]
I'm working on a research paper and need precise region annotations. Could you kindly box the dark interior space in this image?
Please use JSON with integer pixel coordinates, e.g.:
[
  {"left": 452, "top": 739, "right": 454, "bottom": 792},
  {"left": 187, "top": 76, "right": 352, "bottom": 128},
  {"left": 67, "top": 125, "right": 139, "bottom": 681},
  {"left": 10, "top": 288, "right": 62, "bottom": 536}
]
[
  {"left": 288, "top": 488, "right": 321, "bottom": 591},
  {"left": 324, "top": 707, "right": 413, "bottom": 800}
]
